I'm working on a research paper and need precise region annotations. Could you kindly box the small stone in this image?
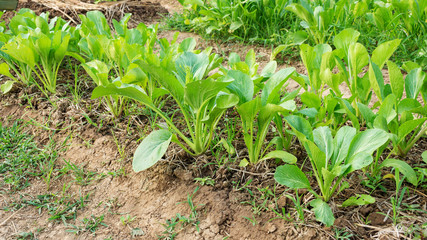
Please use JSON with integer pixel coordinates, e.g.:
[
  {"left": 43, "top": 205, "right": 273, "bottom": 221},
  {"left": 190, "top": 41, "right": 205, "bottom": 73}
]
[
  {"left": 267, "top": 223, "right": 277, "bottom": 233},
  {"left": 210, "top": 224, "right": 220, "bottom": 234}
]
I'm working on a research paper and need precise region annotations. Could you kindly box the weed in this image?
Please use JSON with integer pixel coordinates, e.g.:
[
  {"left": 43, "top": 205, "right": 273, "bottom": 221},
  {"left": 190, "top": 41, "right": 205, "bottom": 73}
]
[
  {"left": 333, "top": 227, "right": 354, "bottom": 240},
  {"left": 6, "top": 191, "right": 90, "bottom": 221},
  {"left": 158, "top": 187, "right": 202, "bottom": 239},
  {"left": 194, "top": 177, "right": 215, "bottom": 186},
  {"left": 120, "top": 214, "right": 136, "bottom": 226},
  {"left": 67, "top": 214, "right": 108, "bottom": 235},
  {"left": 58, "top": 159, "right": 102, "bottom": 186},
  {"left": 0, "top": 121, "right": 59, "bottom": 192}
]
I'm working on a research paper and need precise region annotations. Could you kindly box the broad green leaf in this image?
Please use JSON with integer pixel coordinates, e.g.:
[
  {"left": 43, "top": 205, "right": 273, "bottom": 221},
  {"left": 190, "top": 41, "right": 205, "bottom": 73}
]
[
  {"left": 0, "top": 62, "right": 14, "bottom": 79},
  {"left": 357, "top": 102, "right": 375, "bottom": 127},
  {"left": 333, "top": 28, "right": 360, "bottom": 53},
  {"left": 261, "top": 67, "right": 295, "bottom": 105},
  {"left": 92, "top": 82, "right": 155, "bottom": 109},
  {"left": 133, "top": 130, "right": 172, "bottom": 172},
  {"left": 1, "top": 81, "right": 14, "bottom": 94},
  {"left": 422, "top": 151, "right": 427, "bottom": 164},
  {"left": 286, "top": 4, "right": 316, "bottom": 27},
  {"left": 179, "top": 38, "right": 196, "bottom": 52},
  {"left": 387, "top": 60, "right": 403, "bottom": 100},
  {"left": 402, "top": 61, "right": 420, "bottom": 73},
  {"left": 305, "top": 140, "right": 326, "bottom": 174},
  {"left": 348, "top": 43, "right": 369, "bottom": 80},
  {"left": 274, "top": 165, "right": 311, "bottom": 189},
  {"left": 371, "top": 39, "right": 401, "bottom": 69},
  {"left": 397, "top": 98, "right": 422, "bottom": 113},
  {"left": 215, "top": 93, "right": 239, "bottom": 109},
  {"left": 82, "top": 60, "right": 111, "bottom": 86},
  {"left": 271, "top": 45, "right": 288, "bottom": 61},
  {"left": 175, "top": 52, "right": 209, "bottom": 83},
  {"left": 321, "top": 166, "right": 341, "bottom": 191},
  {"left": 260, "top": 150, "right": 297, "bottom": 164},
  {"left": 346, "top": 152, "right": 373, "bottom": 173},
  {"left": 227, "top": 70, "right": 254, "bottom": 104},
  {"left": 341, "top": 194, "right": 375, "bottom": 207},
  {"left": 405, "top": 68, "right": 426, "bottom": 99},
  {"left": 261, "top": 61, "right": 277, "bottom": 77},
  {"left": 300, "top": 92, "right": 321, "bottom": 109},
  {"left": 347, "top": 129, "right": 389, "bottom": 158},
  {"left": 313, "top": 126, "right": 333, "bottom": 161},
  {"left": 237, "top": 98, "right": 261, "bottom": 131},
  {"left": 284, "top": 115, "right": 313, "bottom": 141},
  {"left": 380, "top": 159, "right": 418, "bottom": 186},
  {"left": 139, "top": 62, "right": 184, "bottom": 103},
  {"left": 377, "top": 94, "right": 397, "bottom": 123},
  {"left": 369, "top": 61, "right": 385, "bottom": 101},
  {"left": 184, "top": 78, "right": 232, "bottom": 112},
  {"left": 310, "top": 199, "right": 335, "bottom": 227},
  {"left": 332, "top": 126, "right": 356, "bottom": 166},
  {"left": 397, "top": 118, "right": 427, "bottom": 143}
]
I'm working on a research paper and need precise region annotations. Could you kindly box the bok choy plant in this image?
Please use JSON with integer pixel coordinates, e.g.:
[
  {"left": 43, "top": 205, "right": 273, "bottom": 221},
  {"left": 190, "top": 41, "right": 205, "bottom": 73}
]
[
  {"left": 0, "top": 9, "right": 72, "bottom": 95},
  {"left": 226, "top": 66, "right": 298, "bottom": 165},
  {"left": 92, "top": 48, "right": 238, "bottom": 171},
  {"left": 360, "top": 65, "right": 427, "bottom": 158},
  {"left": 275, "top": 115, "right": 389, "bottom": 226}
]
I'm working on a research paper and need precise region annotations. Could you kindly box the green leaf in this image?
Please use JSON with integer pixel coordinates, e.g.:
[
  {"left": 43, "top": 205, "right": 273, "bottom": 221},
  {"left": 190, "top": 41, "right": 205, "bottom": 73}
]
[
  {"left": 300, "top": 92, "right": 321, "bottom": 109},
  {"left": 237, "top": 98, "right": 261, "bottom": 131},
  {"left": 380, "top": 159, "right": 418, "bottom": 186},
  {"left": 184, "top": 78, "right": 232, "bottom": 112},
  {"left": 341, "top": 194, "right": 375, "bottom": 207},
  {"left": 284, "top": 115, "right": 313, "bottom": 141},
  {"left": 333, "top": 28, "right": 360, "bottom": 53},
  {"left": 260, "top": 150, "right": 297, "bottom": 164},
  {"left": 274, "top": 165, "right": 311, "bottom": 189},
  {"left": 0, "top": 62, "right": 14, "bottom": 79},
  {"left": 92, "top": 82, "right": 155, "bottom": 109},
  {"left": 1, "top": 81, "right": 14, "bottom": 94},
  {"left": 271, "top": 45, "right": 288, "bottom": 61},
  {"left": 397, "top": 118, "right": 427, "bottom": 143},
  {"left": 133, "top": 130, "right": 173, "bottom": 172},
  {"left": 357, "top": 102, "right": 375, "bottom": 127},
  {"left": 261, "top": 67, "right": 295, "bottom": 105},
  {"left": 310, "top": 199, "right": 335, "bottom": 227},
  {"left": 313, "top": 126, "right": 333, "bottom": 161},
  {"left": 227, "top": 70, "right": 254, "bottom": 104},
  {"left": 371, "top": 39, "right": 401, "bottom": 69},
  {"left": 332, "top": 126, "right": 356, "bottom": 166},
  {"left": 387, "top": 60, "right": 403, "bottom": 100},
  {"left": 405, "top": 68, "right": 426, "bottom": 99},
  {"left": 347, "top": 129, "right": 389, "bottom": 159},
  {"left": 422, "top": 151, "right": 427, "bottom": 164},
  {"left": 346, "top": 152, "right": 373, "bottom": 173}
]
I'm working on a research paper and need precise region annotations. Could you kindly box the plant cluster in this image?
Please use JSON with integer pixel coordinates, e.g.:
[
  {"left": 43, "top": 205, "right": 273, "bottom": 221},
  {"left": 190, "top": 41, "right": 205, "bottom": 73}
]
[
  {"left": 0, "top": 9, "right": 426, "bottom": 230},
  {"left": 169, "top": 0, "right": 427, "bottom": 67}
]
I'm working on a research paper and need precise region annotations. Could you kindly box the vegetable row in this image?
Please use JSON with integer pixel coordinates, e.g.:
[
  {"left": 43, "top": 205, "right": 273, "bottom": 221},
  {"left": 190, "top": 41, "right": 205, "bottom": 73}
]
[{"left": 0, "top": 9, "right": 426, "bottom": 227}]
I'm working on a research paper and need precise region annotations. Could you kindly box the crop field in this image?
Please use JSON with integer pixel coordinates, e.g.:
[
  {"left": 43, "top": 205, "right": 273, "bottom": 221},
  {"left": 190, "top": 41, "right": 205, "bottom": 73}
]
[{"left": 0, "top": 0, "right": 426, "bottom": 239}]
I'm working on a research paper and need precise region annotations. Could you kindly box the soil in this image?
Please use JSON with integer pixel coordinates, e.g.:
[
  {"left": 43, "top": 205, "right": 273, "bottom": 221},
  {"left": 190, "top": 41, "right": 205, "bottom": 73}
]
[{"left": 1, "top": 1, "right": 427, "bottom": 240}]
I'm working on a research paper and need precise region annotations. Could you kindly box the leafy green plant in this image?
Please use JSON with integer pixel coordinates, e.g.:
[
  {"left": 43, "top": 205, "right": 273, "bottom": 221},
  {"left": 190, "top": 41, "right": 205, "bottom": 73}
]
[
  {"left": 275, "top": 116, "right": 390, "bottom": 226},
  {"left": 172, "top": 0, "right": 299, "bottom": 45},
  {"left": 360, "top": 61, "right": 427, "bottom": 157},
  {"left": 222, "top": 51, "right": 298, "bottom": 165},
  {"left": 0, "top": 9, "right": 73, "bottom": 95},
  {"left": 92, "top": 48, "right": 238, "bottom": 171}
]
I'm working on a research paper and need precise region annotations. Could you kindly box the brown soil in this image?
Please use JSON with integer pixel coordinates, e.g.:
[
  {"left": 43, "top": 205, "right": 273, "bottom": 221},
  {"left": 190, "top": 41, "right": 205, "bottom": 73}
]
[
  {"left": 1, "top": 0, "right": 168, "bottom": 27},
  {"left": 1, "top": 1, "right": 426, "bottom": 240}
]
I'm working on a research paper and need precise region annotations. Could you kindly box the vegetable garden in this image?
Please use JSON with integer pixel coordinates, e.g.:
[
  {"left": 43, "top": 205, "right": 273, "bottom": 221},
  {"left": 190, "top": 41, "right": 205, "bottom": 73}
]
[{"left": 0, "top": 0, "right": 426, "bottom": 239}]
